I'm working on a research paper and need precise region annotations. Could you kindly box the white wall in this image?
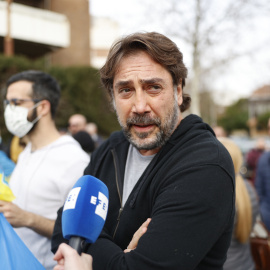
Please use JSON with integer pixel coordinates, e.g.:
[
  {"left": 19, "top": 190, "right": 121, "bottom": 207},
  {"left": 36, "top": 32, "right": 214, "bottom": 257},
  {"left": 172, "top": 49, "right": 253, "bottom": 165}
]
[
  {"left": 0, "top": 2, "right": 70, "bottom": 47},
  {"left": 90, "top": 16, "right": 120, "bottom": 68}
]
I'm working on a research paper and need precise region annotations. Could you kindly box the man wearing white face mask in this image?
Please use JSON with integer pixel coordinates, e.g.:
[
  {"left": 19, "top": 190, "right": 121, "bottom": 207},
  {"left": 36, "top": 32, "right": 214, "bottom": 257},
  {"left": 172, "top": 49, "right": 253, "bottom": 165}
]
[{"left": 0, "top": 70, "right": 90, "bottom": 270}]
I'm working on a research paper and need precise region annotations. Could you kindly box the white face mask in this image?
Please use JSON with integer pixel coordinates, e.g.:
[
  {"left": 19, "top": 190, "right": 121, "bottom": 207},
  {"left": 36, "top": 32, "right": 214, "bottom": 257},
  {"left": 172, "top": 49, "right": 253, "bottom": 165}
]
[{"left": 4, "top": 103, "right": 42, "bottom": 138}]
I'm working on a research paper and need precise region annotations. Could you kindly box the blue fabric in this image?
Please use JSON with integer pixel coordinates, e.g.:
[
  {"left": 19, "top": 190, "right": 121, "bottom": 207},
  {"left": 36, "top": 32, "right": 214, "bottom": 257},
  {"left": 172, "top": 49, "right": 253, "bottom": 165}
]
[
  {"left": 0, "top": 213, "right": 45, "bottom": 270},
  {"left": 255, "top": 151, "right": 270, "bottom": 231},
  {"left": 0, "top": 150, "right": 15, "bottom": 177}
]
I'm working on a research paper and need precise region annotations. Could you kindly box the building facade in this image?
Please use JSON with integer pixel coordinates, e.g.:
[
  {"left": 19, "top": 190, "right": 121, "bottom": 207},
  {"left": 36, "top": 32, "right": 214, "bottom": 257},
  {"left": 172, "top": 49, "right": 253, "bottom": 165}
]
[
  {"left": 248, "top": 85, "right": 270, "bottom": 137},
  {"left": 0, "top": 0, "right": 90, "bottom": 66},
  {"left": 249, "top": 85, "right": 270, "bottom": 119}
]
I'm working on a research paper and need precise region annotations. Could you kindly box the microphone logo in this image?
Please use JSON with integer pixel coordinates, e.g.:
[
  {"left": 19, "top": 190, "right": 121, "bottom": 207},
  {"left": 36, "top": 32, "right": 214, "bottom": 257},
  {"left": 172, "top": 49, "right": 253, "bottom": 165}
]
[
  {"left": 63, "top": 187, "right": 81, "bottom": 211},
  {"left": 63, "top": 188, "right": 108, "bottom": 221},
  {"left": 90, "top": 192, "right": 108, "bottom": 221}
]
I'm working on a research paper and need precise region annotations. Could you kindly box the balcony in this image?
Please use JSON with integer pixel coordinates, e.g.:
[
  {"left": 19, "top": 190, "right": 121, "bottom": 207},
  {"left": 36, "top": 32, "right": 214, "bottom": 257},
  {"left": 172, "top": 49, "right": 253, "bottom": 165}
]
[{"left": 0, "top": 1, "right": 70, "bottom": 58}]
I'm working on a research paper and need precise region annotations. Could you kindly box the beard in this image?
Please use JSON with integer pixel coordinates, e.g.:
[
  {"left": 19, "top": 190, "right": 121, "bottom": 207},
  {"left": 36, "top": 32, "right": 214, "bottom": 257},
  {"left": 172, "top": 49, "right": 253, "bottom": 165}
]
[
  {"left": 27, "top": 106, "right": 39, "bottom": 135},
  {"left": 117, "top": 99, "right": 180, "bottom": 151}
]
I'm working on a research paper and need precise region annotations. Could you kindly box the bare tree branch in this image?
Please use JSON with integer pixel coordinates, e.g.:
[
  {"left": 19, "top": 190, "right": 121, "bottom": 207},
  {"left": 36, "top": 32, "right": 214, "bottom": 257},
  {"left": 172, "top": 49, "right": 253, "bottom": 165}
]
[{"left": 130, "top": 0, "right": 270, "bottom": 115}]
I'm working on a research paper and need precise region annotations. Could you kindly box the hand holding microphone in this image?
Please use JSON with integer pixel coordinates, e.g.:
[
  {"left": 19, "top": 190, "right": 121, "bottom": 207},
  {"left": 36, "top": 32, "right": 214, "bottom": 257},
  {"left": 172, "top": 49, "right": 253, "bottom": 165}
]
[
  {"left": 61, "top": 175, "right": 109, "bottom": 254},
  {"left": 53, "top": 243, "right": 93, "bottom": 270}
]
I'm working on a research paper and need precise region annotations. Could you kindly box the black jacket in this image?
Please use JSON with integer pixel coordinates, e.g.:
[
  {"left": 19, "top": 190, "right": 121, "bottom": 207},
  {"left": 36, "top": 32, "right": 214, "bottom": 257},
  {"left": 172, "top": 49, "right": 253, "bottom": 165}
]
[{"left": 52, "top": 114, "right": 235, "bottom": 270}]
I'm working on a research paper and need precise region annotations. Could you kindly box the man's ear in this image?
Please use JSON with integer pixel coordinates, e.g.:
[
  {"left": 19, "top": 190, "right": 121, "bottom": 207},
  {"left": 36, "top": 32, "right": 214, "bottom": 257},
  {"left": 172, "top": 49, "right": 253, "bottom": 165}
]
[
  {"left": 176, "top": 80, "right": 183, "bottom": 106},
  {"left": 37, "top": 100, "right": 51, "bottom": 117}
]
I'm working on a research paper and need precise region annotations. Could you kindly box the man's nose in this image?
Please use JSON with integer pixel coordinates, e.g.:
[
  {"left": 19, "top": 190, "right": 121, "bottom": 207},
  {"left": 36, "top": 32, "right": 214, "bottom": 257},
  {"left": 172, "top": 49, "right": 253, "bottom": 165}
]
[{"left": 131, "top": 91, "right": 150, "bottom": 114}]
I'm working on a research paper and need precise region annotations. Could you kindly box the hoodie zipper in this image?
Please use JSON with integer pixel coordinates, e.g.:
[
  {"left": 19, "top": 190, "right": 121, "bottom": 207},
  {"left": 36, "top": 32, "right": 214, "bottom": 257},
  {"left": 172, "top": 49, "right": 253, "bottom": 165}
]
[{"left": 111, "top": 149, "right": 123, "bottom": 239}]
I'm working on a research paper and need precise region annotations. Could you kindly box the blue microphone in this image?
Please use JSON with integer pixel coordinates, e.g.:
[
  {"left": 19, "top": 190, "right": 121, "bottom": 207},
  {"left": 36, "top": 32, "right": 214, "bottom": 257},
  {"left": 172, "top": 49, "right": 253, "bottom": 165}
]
[{"left": 62, "top": 175, "right": 109, "bottom": 254}]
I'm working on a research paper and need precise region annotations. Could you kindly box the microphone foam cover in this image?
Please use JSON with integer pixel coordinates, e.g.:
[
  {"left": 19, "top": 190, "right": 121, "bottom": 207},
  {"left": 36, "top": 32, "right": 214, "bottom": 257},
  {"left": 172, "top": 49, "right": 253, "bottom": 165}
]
[{"left": 62, "top": 175, "right": 109, "bottom": 243}]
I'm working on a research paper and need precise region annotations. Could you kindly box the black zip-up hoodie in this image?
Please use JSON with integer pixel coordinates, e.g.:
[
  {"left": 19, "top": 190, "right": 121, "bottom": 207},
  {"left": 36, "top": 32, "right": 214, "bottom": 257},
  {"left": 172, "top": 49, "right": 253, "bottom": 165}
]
[{"left": 52, "top": 114, "right": 235, "bottom": 270}]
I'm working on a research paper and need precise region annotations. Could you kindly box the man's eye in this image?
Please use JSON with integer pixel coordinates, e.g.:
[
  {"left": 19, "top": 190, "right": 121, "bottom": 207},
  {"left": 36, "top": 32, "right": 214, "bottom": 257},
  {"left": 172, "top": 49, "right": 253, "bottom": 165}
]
[
  {"left": 148, "top": 85, "right": 162, "bottom": 93},
  {"left": 120, "top": 88, "right": 130, "bottom": 93},
  {"left": 119, "top": 88, "right": 132, "bottom": 97},
  {"left": 9, "top": 100, "right": 17, "bottom": 105},
  {"left": 13, "top": 100, "right": 23, "bottom": 106}
]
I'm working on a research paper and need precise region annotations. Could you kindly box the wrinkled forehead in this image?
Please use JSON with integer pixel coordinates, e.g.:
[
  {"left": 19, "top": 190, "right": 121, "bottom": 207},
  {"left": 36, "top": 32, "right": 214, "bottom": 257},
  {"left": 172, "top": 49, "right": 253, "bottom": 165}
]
[{"left": 113, "top": 51, "right": 171, "bottom": 84}]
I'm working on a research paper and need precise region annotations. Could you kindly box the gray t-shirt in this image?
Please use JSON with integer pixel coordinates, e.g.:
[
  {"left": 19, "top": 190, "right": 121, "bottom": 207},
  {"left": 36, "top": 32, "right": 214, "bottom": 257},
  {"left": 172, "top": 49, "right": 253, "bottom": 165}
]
[{"left": 122, "top": 145, "right": 155, "bottom": 207}]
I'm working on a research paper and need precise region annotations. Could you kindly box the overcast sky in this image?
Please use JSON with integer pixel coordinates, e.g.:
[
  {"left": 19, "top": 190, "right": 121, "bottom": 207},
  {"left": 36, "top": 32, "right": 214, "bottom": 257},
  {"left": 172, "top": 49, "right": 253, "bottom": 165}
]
[{"left": 90, "top": 0, "right": 270, "bottom": 105}]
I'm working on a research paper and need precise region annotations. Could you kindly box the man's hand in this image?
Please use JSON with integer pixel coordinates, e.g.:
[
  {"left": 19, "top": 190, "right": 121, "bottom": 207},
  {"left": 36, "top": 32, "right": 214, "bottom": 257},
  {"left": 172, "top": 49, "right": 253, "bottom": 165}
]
[
  {"left": 54, "top": 243, "right": 93, "bottom": 270},
  {"left": 0, "top": 200, "right": 55, "bottom": 238},
  {"left": 124, "top": 218, "right": 151, "bottom": 253},
  {"left": 0, "top": 200, "right": 28, "bottom": 227}
]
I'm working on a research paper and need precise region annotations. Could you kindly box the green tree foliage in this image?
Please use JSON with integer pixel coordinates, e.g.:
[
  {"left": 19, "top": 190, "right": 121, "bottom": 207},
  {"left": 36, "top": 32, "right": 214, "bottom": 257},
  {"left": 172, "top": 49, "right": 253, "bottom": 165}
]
[
  {"left": 217, "top": 98, "right": 249, "bottom": 135},
  {"left": 49, "top": 66, "right": 120, "bottom": 136},
  {"left": 0, "top": 54, "right": 120, "bottom": 142},
  {"left": 257, "top": 111, "right": 270, "bottom": 130},
  {"left": 0, "top": 54, "right": 44, "bottom": 92}
]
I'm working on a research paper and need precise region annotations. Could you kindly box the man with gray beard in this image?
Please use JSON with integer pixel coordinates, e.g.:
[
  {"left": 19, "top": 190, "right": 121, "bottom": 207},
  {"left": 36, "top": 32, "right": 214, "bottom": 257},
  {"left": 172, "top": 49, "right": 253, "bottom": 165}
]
[{"left": 52, "top": 32, "right": 235, "bottom": 270}]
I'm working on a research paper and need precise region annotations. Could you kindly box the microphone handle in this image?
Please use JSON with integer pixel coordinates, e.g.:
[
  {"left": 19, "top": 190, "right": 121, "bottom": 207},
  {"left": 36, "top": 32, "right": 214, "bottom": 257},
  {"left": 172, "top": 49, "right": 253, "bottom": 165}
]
[{"left": 69, "top": 236, "right": 85, "bottom": 255}]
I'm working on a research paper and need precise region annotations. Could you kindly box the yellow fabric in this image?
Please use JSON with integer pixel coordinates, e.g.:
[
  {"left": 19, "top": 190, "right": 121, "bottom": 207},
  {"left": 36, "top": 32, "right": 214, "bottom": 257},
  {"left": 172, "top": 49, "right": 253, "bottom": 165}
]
[
  {"left": 10, "top": 136, "right": 24, "bottom": 163},
  {"left": 0, "top": 173, "right": 15, "bottom": 202}
]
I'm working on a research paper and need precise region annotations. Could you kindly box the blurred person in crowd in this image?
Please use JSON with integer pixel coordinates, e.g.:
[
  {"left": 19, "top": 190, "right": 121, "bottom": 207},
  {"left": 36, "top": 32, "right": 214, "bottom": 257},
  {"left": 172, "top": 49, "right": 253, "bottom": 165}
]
[
  {"left": 72, "top": 131, "right": 95, "bottom": 155},
  {"left": 85, "top": 122, "right": 104, "bottom": 147},
  {"left": 219, "top": 138, "right": 259, "bottom": 270},
  {"left": 68, "top": 114, "right": 95, "bottom": 153},
  {"left": 85, "top": 122, "right": 104, "bottom": 148},
  {"left": 52, "top": 32, "right": 235, "bottom": 270},
  {"left": 245, "top": 138, "right": 265, "bottom": 185},
  {"left": 255, "top": 118, "right": 270, "bottom": 231},
  {"left": 212, "top": 125, "right": 227, "bottom": 138},
  {"left": 68, "top": 114, "right": 87, "bottom": 136},
  {"left": 0, "top": 70, "right": 90, "bottom": 270}
]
